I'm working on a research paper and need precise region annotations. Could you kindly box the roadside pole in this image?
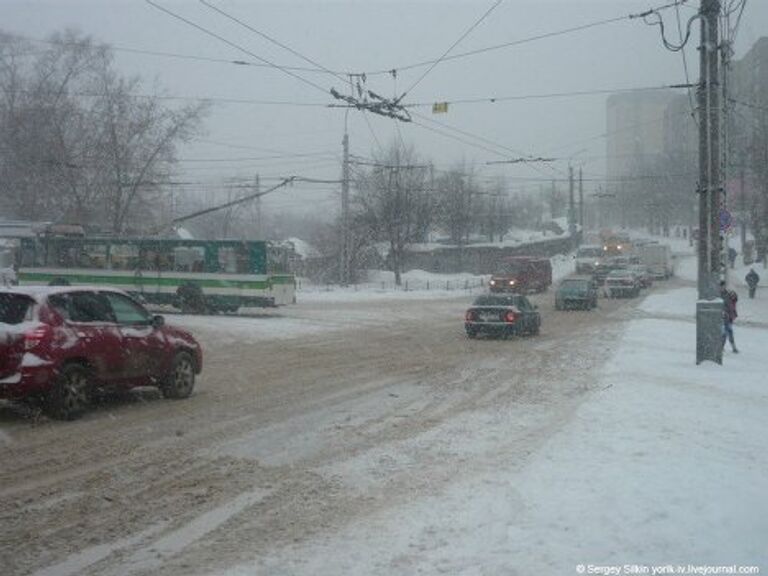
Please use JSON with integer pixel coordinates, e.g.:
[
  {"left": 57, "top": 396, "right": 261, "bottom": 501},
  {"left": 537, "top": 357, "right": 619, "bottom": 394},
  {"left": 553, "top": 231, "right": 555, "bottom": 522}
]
[
  {"left": 568, "top": 165, "right": 576, "bottom": 243},
  {"left": 579, "top": 167, "right": 584, "bottom": 232},
  {"left": 341, "top": 131, "right": 350, "bottom": 287},
  {"left": 696, "top": 0, "right": 723, "bottom": 365}
]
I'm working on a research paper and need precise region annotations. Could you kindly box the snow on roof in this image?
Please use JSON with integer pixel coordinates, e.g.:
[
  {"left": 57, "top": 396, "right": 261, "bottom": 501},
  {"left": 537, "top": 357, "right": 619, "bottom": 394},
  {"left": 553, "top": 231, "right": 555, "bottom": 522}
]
[
  {"left": 175, "top": 227, "right": 194, "bottom": 240},
  {"left": 286, "top": 237, "right": 320, "bottom": 259}
]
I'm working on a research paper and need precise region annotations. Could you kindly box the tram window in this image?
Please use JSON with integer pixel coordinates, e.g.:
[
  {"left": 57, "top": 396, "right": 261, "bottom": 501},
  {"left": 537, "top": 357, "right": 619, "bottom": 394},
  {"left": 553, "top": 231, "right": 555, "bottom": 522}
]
[
  {"left": 172, "top": 247, "right": 205, "bottom": 272},
  {"left": 109, "top": 244, "right": 139, "bottom": 270},
  {"left": 218, "top": 246, "right": 249, "bottom": 273}
]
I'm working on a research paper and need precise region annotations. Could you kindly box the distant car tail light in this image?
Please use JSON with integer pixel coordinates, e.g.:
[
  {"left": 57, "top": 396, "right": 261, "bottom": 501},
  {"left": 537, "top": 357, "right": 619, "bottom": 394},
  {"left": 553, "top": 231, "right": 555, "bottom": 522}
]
[
  {"left": 504, "top": 311, "right": 517, "bottom": 323},
  {"left": 24, "top": 325, "right": 52, "bottom": 351},
  {"left": 465, "top": 310, "right": 476, "bottom": 322}
]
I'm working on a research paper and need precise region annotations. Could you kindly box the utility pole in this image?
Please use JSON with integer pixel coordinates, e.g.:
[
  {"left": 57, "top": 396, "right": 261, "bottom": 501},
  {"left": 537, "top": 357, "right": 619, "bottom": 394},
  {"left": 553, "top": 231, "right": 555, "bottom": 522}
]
[
  {"left": 721, "top": 26, "right": 732, "bottom": 283},
  {"left": 740, "top": 166, "right": 746, "bottom": 257},
  {"left": 578, "top": 167, "right": 584, "bottom": 232},
  {"left": 254, "top": 174, "right": 261, "bottom": 239},
  {"left": 696, "top": 0, "right": 723, "bottom": 365},
  {"left": 568, "top": 165, "right": 576, "bottom": 240},
  {"left": 340, "top": 131, "right": 350, "bottom": 286}
]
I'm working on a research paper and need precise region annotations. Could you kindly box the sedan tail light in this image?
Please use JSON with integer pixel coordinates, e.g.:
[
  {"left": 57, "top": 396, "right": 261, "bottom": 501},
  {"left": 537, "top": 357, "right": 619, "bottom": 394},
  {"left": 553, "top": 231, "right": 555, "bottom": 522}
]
[
  {"left": 24, "top": 325, "right": 52, "bottom": 351},
  {"left": 504, "top": 311, "right": 517, "bottom": 323},
  {"left": 465, "top": 310, "right": 476, "bottom": 322}
]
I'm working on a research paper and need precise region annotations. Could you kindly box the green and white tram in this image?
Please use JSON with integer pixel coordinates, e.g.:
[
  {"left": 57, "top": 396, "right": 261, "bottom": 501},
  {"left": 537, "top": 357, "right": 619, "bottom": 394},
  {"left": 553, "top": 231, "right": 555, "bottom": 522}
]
[{"left": 16, "top": 235, "right": 296, "bottom": 312}]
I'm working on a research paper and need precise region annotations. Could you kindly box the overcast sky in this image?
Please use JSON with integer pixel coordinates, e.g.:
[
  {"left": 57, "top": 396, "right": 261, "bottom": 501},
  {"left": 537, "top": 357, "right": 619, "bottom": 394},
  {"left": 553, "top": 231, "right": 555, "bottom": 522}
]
[{"left": 0, "top": 0, "right": 765, "bottom": 217}]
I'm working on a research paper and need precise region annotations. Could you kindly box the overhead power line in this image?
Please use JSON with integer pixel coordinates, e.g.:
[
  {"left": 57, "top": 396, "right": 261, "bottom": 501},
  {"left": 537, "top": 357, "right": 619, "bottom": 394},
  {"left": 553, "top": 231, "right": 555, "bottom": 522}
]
[
  {"left": 673, "top": 1, "right": 698, "bottom": 124},
  {"left": 28, "top": 37, "right": 337, "bottom": 75},
  {"left": 144, "top": 0, "right": 330, "bottom": 96},
  {"left": 400, "top": 0, "right": 504, "bottom": 100},
  {"left": 486, "top": 157, "right": 556, "bottom": 165},
  {"left": 2, "top": 86, "right": 330, "bottom": 107},
  {"left": 175, "top": 152, "right": 338, "bottom": 163},
  {"left": 361, "top": 0, "right": 689, "bottom": 77},
  {"left": 198, "top": 0, "right": 349, "bottom": 84},
  {"left": 171, "top": 177, "right": 295, "bottom": 225},
  {"left": 400, "top": 83, "right": 695, "bottom": 108}
]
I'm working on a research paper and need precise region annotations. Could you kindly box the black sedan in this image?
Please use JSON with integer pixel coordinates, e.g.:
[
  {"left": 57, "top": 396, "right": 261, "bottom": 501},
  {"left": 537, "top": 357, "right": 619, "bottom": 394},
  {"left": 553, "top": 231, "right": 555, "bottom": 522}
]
[{"left": 464, "top": 294, "right": 541, "bottom": 339}]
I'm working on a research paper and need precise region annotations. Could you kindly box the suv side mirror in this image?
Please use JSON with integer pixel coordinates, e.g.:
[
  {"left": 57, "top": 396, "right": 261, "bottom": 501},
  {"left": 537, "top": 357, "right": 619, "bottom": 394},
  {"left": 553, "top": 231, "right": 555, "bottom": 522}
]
[{"left": 151, "top": 315, "right": 165, "bottom": 329}]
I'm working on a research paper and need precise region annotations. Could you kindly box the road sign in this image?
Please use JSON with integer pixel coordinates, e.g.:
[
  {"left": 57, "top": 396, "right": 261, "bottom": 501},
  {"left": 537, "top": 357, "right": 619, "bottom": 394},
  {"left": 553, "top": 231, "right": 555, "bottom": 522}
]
[{"left": 719, "top": 208, "right": 733, "bottom": 232}]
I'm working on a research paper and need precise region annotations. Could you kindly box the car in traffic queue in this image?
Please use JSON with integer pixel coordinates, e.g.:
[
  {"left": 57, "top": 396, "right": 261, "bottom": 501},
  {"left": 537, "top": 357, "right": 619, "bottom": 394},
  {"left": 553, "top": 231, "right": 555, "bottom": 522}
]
[
  {"left": 555, "top": 277, "right": 599, "bottom": 310},
  {"left": 464, "top": 293, "right": 541, "bottom": 339},
  {"left": 604, "top": 269, "right": 641, "bottom": 299},
  {"left": 489, "top": 256, "right": 552, "bottom": 294},
  {"left": 628, "top": 264, "right": 653, "bottom": 289},
  {"left": 0, "top": 286, "right": 203, "bottom": 420},
  {"left": 590, "top": 255, "right": 635, "bottom": 286}
]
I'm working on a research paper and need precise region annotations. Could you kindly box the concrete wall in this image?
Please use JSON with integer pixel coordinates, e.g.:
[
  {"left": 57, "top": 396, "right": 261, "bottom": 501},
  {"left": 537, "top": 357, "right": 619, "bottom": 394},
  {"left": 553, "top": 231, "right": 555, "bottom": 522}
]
[{"left": 400, "top": 235, "right": 578, "bottom": 275}]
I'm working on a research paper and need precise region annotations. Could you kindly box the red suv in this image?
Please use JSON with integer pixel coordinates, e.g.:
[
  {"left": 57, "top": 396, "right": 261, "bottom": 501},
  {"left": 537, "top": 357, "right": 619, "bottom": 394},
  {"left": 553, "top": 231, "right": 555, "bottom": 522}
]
[{"left": 0, "top": 286, "right": 203, "bottom": 420}]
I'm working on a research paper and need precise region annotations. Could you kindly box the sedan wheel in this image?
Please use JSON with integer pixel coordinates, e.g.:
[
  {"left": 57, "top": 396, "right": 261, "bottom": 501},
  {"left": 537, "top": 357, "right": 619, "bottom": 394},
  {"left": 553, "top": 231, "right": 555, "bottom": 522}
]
[{"left": 162, "top": 352, "right": 196, "bottom": 399}]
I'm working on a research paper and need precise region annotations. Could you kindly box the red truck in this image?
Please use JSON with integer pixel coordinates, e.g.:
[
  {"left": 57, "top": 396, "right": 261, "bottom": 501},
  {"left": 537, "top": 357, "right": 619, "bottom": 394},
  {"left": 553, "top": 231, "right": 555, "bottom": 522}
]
[{"left": 489, "top": 256, "right": 553, "bottom": 294}]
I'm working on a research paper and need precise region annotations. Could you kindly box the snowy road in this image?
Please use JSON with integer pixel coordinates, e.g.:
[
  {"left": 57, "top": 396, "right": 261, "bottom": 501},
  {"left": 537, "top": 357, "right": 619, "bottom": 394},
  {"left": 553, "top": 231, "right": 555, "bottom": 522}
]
[{"left": 1, "top": 286, "right": 663, "bottom": 575}]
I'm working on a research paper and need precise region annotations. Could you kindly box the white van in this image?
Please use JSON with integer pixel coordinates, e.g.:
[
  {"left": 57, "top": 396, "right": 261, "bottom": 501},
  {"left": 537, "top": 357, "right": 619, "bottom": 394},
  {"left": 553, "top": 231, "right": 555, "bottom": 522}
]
[
  {"left": 638, "top": 243, "right": 673, "bottom": 279},
  {"left": 575, "top": 245, "right": 604, "bottom": 274}
]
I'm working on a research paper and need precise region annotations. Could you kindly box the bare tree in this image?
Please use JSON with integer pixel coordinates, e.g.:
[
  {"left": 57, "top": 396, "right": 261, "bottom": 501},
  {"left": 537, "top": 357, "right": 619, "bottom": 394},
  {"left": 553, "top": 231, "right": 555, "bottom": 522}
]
[
  {"left": 435, "top": 163, "right": 478, "bottom": 246},
  {"left": 476, "top": 177, "right": 514, "bottom": 242},
  {"left": 353, "top": 141, "right": 432, "bottom": 286},
  {"left": 0, "top": 29, "right": 207, "bottom": 233}
]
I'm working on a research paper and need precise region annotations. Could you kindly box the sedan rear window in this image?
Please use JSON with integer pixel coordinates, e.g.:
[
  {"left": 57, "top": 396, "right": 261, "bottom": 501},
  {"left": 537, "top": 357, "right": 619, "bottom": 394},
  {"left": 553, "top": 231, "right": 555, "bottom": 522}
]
[
  {"left": 0, "top": 293, "right": 35, "bottom": 325},
  {"left": 474, "top": 295, "right": 524, "bottom": 307},
  {"left": 561, "top": 280, "right": 590, "bottom": 288}
]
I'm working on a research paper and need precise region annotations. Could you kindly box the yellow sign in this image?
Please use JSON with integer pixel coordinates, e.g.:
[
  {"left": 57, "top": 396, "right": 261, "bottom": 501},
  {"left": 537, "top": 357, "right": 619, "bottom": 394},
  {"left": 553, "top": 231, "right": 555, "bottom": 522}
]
[{"left": 432, "top": 102, "right": 449, "bottom": 114}]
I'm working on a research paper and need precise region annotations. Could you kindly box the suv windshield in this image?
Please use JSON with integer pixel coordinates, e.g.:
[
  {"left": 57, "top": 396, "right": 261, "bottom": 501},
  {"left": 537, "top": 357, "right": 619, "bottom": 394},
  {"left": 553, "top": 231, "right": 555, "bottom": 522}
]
[
  {"left": 498, "top": 262, "right": 524, "bottom": 275},
  {"left": 0, "top": 293, "right": 34, "bottom": 325},
  {"left": 577, "top": 248, "right": 602, "bottom": 258}
]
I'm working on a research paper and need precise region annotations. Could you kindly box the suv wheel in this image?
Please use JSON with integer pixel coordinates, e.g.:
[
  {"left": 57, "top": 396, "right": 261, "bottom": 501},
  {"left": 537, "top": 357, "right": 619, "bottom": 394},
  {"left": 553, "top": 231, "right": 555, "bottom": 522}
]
[
  {"left": 47, "top": 363, "right": 91, "bottom": 420},
  {"left": 161, "top": 351, "right": 196, "bottom": 399}
]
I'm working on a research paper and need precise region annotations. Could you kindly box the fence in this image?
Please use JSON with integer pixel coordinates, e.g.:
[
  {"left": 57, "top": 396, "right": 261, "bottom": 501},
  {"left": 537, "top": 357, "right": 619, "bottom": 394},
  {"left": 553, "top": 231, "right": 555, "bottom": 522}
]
[{"left": 297, "top": 276, "right": 488, "bottom": 294}]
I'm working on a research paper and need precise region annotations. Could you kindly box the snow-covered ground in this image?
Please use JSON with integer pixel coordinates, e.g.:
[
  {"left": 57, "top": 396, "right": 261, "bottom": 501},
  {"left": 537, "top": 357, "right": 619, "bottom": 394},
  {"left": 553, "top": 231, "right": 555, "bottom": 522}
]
[
  {"left": 222, "top": 264, "right": 768, "bottom": 574},
  {"left": 298, "top": 253, "right": 575, "bottom": 303}
]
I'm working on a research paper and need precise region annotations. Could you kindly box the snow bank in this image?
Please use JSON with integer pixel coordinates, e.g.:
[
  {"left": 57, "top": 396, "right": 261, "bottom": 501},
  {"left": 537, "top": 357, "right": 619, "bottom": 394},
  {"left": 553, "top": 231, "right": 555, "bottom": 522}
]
[
  {"left": 502, "top": 317, "right": 768, "bottom": 570},
  {"left": 298, "top": 269, "right": 488, "bottom": 303},
  {"left": 299, "top": 253, "right": 575, "bottom": 303}
]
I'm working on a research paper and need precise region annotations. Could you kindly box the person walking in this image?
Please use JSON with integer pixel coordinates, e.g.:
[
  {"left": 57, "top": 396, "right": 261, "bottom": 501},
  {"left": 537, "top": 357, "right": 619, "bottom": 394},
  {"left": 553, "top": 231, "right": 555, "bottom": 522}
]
[
  {"left": 720, "top": 281, "right": 739, "bottom": 354},
  {"left": 746, "top": 268, "right": 760, "bottom": 299}
]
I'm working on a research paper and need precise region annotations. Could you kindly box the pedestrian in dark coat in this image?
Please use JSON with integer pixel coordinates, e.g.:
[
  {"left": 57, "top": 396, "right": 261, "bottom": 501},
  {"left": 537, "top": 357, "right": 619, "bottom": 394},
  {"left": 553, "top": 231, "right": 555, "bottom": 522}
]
[
  {"left": 746, "top": 268, "right": 760, "bottom": 299},
  {"left": 720, "top": 281, "right": 739, "bottom": 353}
]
